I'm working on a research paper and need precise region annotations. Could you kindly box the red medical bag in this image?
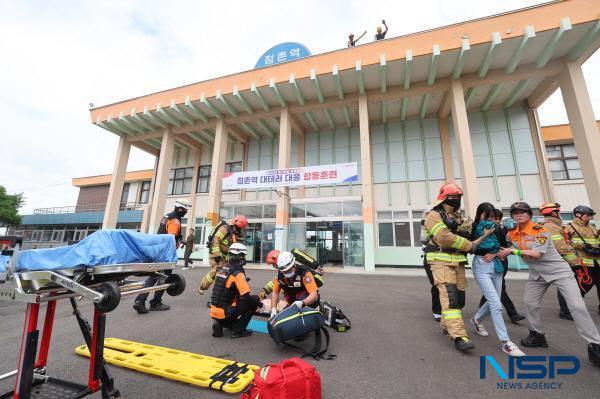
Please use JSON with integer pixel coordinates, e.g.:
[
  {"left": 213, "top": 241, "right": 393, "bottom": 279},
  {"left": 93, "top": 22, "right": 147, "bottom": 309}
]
[{"left": 240, "top": 357, "right": 321, "bottom": 399}]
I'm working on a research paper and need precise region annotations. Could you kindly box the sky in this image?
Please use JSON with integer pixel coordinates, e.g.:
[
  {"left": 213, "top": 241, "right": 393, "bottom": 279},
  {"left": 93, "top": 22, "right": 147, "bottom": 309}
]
[{"left": 0, "top": 0, "right": 598, "bottom": 214}]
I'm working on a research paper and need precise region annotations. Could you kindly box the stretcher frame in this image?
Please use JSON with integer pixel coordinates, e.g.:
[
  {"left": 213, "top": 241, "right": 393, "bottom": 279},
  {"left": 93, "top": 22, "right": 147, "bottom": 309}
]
[{"left": 0, "top": 236, "right": 183, "bottom": 399}]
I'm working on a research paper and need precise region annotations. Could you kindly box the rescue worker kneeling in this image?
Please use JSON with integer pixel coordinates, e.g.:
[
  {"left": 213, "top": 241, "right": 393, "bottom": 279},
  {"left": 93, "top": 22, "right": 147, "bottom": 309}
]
[
  {"left": 270, "top": 251, "right": 321, "bottom": 319},
  {"left": 210, "top": 243, "right": 261, "bottom": 338},
  {"left": 424, "top": 182, "right": 494, "bottom": 351},
  {"left": 260, "top": 249, "right": 324, "bottom": 300}
]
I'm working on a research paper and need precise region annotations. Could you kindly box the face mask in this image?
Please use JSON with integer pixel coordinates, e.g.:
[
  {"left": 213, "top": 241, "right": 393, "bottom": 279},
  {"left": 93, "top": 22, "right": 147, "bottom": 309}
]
[
  {"left": 176, "top": 208, "right": 188, "bottom": 217},
  {"left": 283, "top": 270, "right": 295, "bottom": 279},
  {"left": 445, "top": 198, "right": 461, "bottom": 210}
]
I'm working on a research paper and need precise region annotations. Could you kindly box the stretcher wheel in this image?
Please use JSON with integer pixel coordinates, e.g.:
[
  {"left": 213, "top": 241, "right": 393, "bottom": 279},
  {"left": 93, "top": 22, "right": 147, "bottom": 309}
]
[
  {"left": 95, "top": 281, "right": 121, "bottom": 313},
  {"left": 166, "top": 274, "right": 186, "bottom": 296}
]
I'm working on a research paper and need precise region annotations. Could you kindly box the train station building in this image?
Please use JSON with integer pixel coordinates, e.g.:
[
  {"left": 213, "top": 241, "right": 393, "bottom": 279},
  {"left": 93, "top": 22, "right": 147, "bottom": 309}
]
[{"left": 33, "top": 0, "right": 600, "bottom": 269}]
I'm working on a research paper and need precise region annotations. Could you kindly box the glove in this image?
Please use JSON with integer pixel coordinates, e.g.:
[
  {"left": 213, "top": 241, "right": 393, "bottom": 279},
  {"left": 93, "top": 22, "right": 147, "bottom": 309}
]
[
  {"left": 293, "top": 300, "right": 304, "bottom": 309},
  {"left": 270, "top": 308, "right": 278, "bottom": 318},
  {"left": 213, "top": 256, "right": 222, "bottom": 264}
]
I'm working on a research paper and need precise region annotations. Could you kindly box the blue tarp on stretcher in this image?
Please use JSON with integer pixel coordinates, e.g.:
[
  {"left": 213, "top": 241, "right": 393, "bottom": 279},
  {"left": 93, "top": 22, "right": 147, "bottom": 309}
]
[{"left": 0, "top": 230, "right": 177, "bottom": 273}]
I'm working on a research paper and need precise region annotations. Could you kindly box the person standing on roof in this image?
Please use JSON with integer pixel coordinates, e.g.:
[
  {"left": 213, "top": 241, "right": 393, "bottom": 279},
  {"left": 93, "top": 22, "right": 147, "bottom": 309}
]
[
  {"left": 348, "top": 31, "right": 366, "bottom": 47},
  {"left": 133, "top": 199, "right": 191, "bottom": 314},
  {"left": 375, "top": 19, "right": 388, "bottom": 40},
  {"left": 423, "top": 182, "right": 494, "bottom": 352},
  {"left": 198, "top": 215, "right": 248, "bottom": 294},
  {"left": 497, "top": 202, "right": 600, "bottom": 367}
]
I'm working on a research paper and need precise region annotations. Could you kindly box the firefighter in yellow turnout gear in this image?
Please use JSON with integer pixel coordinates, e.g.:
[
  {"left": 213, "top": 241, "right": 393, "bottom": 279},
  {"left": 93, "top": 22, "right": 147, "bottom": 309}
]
[
  {"left": 424, "top": 183, "right": 494, "bottom": 351},
  {"left": 538, "top": 203, "right": 582, "bottom": 320},
  {"left": 566, "top": 205, "right": 600, "bottom": 313},
  {"left": 198, "top": 215, "right": 248, "bottom": 294}
]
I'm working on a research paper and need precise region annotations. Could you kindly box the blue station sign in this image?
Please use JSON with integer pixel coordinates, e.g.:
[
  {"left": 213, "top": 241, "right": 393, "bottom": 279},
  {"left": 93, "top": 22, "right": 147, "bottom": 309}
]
[{"left": 255, "top": 42, "right": 311, "bottom": 68}]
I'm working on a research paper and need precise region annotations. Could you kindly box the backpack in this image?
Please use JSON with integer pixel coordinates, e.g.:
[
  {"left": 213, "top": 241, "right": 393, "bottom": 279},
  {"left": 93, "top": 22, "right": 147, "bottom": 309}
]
[
  {"left": 240, "top": 358, "right": 321, "bottom": 399},
  {"left": 268, "top": 306, "right": 334, "bottom": 360},
  {"left": 205, "top": 220, "right": 229, "bottom": 250},
  {"left": 320, "top": 301, "right": 351, "bottom": 332}
]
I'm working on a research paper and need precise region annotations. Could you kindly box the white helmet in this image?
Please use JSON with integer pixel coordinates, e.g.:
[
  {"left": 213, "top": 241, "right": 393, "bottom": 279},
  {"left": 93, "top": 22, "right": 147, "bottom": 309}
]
[
  {"left": 277, "top": 251, "right": 295, "bottom": 272},
  {"left": 229, "top": 243, "right": 248, "bottom": 256},
  {"left": 174, "top": 199, "right": 192, "bottom": 209}
]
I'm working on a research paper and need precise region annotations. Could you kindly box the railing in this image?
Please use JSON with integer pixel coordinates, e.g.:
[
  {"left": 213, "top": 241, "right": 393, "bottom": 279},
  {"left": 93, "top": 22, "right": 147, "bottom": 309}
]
[{"left": 33, "top": 202, "right": 145, "bottom": 215}]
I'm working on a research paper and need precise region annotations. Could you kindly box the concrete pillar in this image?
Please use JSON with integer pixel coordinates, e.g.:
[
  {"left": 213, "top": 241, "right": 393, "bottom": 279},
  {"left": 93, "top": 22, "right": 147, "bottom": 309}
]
[
  {"left": 358, "top": 95, "right": 376, "bottom": 271},
  {"left": 437, "top": 116, "right": 455, "bottom": 182},
  {"left": 148, "top": 128, "right": 175, "bottom": 233},
  {"left": 275, "top": 108, "right": 292, "bottom": 251},
  {"left": 559, "top": 60, "right": 600, "bottom": 212},
  {"left": 296, "top": 130, "right": 306, "bottom": 199},
  {"left": 140, "top": 156, "right": 160, "bottom": 233},
  {"left": 449, "top": 79, "right": 479, "bottom": 217},
  {"left": 186, "top": 146, "right": 202, "bottom": 228},
  {"left": 102, "top": 135, "right": 131, "bottom": 229},
  {"left": 205, "top": 119, "right": 229, "bottom": 227},
  {"left": 526, "top": 108, "right": 555, "bottom": 202}
]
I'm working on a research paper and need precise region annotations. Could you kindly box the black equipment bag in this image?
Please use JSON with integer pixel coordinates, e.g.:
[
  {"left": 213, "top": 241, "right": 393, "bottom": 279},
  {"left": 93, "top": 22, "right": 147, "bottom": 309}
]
[
  {"left": 268, "top": 305, "right": 334, "bottom": 360},
  {"left": 321, "top": 301, "right": 351, "bottom": 332}
]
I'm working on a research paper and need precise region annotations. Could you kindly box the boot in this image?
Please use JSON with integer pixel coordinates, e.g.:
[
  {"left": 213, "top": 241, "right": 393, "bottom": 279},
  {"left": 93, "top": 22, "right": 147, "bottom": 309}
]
[
  {"left": 149, "top": 302, "right": 170, "bottom": 311},
  {"left": 231, "top": 329, "right": 252, "bottom": 339},
  {"left": 212, "top": 319, "right": 224, "bottom": 337},
  {"left": 588, "top": 343, "right": 600, "bottom": 367},
  {"left": 454, "top": 337, "right": 475, "bottom": 351},
  {"left": 521, "top": 330, "right": 548, "bottom": 348},
  {"left": 559, "top": 310, "right": 574, "bottom": 321},
  {"left": 133, "top": 301, "right": 148, "bottom": 314}
]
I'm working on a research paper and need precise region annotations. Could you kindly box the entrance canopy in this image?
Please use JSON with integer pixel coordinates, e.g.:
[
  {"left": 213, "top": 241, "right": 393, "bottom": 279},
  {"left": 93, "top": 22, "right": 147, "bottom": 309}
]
[{"left": 89, "top": 0, "right": 600, "bottom": 156}]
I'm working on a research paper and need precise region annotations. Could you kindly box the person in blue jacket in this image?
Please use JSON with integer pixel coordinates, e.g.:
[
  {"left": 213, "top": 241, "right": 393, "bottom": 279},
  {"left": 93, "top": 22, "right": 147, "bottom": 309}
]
[{"left": 469, "top": 202, "right": 525, "bottom": 357}]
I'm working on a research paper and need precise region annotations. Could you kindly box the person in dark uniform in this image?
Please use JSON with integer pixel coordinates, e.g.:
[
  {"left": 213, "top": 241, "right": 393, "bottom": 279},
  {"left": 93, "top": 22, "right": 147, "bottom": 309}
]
[
  {"left": 133, "top": 199, "right": 191, "bottom": 314},
  {"left": 210, "top": 243, "right": 261, "bottom": 338},
  {"left": 183, "top": 227, "right": 195, "bottom": 270}
]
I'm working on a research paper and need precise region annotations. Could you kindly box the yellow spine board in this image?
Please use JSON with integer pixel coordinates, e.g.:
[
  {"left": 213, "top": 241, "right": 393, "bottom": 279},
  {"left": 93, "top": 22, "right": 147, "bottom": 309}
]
[{"left": 75, "top": 338, "right": 258, "bottom": 393}]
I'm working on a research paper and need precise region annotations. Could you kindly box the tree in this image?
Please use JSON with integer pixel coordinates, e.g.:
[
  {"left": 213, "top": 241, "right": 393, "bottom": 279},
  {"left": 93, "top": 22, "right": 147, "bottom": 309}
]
[{"left": 0, "top": 185, "right": 24, "bottom": 228}]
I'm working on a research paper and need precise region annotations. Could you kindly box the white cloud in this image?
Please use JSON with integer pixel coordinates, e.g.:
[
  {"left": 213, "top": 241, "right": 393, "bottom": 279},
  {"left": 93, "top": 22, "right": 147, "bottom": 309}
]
[{"left": 0, "top": 0, "right": 597, "bottom": 213}]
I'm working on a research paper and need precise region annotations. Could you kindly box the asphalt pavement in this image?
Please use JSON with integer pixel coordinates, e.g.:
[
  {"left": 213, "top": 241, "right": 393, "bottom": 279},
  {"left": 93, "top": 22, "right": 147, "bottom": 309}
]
[{"left": 1, "top": 266, "right": 600, "bottom": 398}]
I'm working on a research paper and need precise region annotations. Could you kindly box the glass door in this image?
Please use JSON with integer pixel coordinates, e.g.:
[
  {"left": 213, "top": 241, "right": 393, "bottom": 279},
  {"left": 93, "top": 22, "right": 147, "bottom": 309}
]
[
  {"left": 306, "top": 222, "right": 343, "bottom": 266},
  {"left": 244, "top": 223, "right": 262, "bottom": 263},
  {"left": 343, "top": 222, "right": 364, "bottom": 267},
  {"left": 261, "top": 223, "right": 275, "bottom": 264}
]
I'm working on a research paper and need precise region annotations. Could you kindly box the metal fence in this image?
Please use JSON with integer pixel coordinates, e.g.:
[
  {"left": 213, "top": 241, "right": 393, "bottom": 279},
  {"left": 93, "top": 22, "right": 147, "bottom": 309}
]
[{"left": 33, "top": 202, "right": 144, "bottom": 215}]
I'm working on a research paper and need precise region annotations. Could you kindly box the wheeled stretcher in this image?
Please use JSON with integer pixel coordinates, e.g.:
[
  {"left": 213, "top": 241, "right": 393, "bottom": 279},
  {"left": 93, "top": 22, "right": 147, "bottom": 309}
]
[{"left": 0, "top": 231, "right": 186, "bottom": 399}]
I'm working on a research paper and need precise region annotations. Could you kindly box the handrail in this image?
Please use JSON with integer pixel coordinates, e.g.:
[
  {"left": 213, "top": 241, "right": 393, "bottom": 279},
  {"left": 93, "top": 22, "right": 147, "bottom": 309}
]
[{"left": 32, "top": 202, "right": 144, "bottom": 215}]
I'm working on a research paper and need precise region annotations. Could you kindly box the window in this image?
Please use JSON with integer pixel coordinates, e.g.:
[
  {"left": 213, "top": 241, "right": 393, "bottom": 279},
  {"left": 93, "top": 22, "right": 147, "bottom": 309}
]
[
  {"left": 377, "top": 210, "right": 422, "bottom": 247},
  {"left": 139, "top": 181, "right": 151, "bottom": 204},
  {"left": 196, "top": 162, "right": 242, "bottom": 193},
  {"left": 120, "top": 183, "right": 130, "bottom": 205},
  {"left": 169, "top": 168, "right": 193, "bottom": 195},
  {"left": 51, "top": 230, "right": 64, "bottom": 242},
  {"left": 546, "top": 144, "right": 582, "bottom": 181},
  {"left": 197, "top": 166, "right": 211, "bottom": 193},
  {"left": 378, "top": 223, "right": 394, "bottom": 246}
]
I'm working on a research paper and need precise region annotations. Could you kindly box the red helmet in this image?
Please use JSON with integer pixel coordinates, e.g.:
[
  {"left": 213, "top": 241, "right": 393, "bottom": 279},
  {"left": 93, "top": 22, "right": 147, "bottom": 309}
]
[
  {"left": 231, "top": 214, "right": 248, "bottom": 229},
  {"left": 266, "top": 249, "right": 280, "bottom": 267},
  {"left": 539, "top": 202, "right": 561, "bottom": 216},
  {"left": 436, "top": 182, "right": 463, "bottom": 202}
]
